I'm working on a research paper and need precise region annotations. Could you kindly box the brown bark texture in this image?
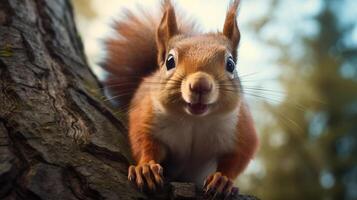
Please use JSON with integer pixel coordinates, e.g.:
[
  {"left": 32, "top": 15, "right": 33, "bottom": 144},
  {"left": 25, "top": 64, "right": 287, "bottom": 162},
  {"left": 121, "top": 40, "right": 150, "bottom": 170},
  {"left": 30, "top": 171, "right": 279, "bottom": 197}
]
[{"left": 0, "top": 0, "right": 259, "bottom": 199}]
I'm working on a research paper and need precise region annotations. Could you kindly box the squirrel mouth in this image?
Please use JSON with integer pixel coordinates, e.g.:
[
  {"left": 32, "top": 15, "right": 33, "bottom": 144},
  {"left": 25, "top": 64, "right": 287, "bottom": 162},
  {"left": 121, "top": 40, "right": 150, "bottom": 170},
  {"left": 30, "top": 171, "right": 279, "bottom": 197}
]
[{"left": 187, "top": 102, "right": 209, "bottom": 115}]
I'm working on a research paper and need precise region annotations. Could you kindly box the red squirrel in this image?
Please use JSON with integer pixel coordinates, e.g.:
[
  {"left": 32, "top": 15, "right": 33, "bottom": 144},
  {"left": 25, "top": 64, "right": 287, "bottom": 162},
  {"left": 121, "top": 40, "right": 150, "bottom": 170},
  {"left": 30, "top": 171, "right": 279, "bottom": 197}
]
[{"left": 103, "top": 0, "right": 258, "bottom": 197}]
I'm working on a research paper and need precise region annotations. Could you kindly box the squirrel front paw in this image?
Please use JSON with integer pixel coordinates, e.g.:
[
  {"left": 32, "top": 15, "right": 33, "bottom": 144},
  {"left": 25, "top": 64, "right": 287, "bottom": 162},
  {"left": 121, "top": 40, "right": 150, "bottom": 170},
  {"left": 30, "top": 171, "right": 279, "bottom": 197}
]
[
  {"left": 128, "top": 160, "right": 164, "bottom": 191},
  {"left": 203, "top": 172, "right": 239, "bottom": 199}
]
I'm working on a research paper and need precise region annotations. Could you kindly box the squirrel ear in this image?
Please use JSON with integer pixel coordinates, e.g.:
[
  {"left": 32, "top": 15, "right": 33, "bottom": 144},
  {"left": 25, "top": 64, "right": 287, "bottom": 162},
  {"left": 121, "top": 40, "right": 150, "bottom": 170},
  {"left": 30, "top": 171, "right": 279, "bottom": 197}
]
[
  {"left": 156, "top": 0, "right": 178, "bottom": 65},
  {"left": 223, "top": 0, "right": 241, "bottom": 58}
]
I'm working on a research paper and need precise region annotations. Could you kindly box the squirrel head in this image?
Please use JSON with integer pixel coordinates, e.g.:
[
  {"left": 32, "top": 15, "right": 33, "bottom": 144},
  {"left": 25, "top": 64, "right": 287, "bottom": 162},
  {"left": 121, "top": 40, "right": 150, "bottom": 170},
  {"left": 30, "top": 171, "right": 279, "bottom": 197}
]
[{"left": 154, "top": 0, "right": 241, "bottom": 116}]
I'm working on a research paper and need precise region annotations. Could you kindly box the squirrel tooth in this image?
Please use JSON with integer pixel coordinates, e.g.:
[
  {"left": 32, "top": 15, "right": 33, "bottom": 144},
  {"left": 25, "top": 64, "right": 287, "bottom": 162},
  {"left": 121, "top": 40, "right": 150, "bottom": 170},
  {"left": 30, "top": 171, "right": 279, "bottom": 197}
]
[{"left": 102, "top": 0, "right": 258, "bottom": 191}]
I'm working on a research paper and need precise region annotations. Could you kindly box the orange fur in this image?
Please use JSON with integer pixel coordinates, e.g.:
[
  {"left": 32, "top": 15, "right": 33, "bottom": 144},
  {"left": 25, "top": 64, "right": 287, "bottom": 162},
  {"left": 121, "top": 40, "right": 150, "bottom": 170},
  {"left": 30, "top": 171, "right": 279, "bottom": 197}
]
[
  {"left": 217, "top": 101, "right": 259, "bottom": 179},
  {"left": 103, "top": 0, "right": 258, "bottom": 185},
  {"left": 129, "top": 93, "right": 166, "bottom": 164},
  {"left": 223, "top": 0, "right": 241, "bottom": 60},
  {"left": 103, "top": 3, "right": 197, "bottom": 109}
]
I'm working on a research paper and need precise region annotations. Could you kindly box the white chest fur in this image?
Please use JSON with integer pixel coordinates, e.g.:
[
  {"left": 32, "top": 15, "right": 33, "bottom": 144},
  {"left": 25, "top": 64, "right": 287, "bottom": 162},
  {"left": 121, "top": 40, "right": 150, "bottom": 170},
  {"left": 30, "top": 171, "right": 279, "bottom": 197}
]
[{"left": 152, "top": 108, "right": 239, "bottom": 184}]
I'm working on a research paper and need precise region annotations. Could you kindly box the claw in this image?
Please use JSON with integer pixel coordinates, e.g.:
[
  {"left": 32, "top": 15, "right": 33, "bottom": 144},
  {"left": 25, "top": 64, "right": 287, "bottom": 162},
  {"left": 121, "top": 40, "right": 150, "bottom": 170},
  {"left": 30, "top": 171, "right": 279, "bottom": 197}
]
[
  {"left": 203, "top": 174, "right": 213, "bottom": 190},
  {"left": 203, "top": 172, "right": 237, "bottom": 200},
  {"left": 231, "top": 187, "right": 239, "bottom": 196},
  {"left": 127, "top": 161, "right": 164, "bottom": 192},
  {"left": 210, "top": 191, "right": 219, "bottom": 200},
  {"left": 203, "top": 187, "right": 214, "bottom": 199},
  {"left": 128, "top": 175, "right": 134, "bottom": 182}
]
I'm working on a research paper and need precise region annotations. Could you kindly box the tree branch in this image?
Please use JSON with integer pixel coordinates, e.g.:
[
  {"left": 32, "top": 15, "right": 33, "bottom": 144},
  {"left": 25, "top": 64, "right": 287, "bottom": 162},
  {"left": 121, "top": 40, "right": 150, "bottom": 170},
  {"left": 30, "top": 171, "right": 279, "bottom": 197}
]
[{"left": 0, "top": 0, "right": 259, "bottom": 199}]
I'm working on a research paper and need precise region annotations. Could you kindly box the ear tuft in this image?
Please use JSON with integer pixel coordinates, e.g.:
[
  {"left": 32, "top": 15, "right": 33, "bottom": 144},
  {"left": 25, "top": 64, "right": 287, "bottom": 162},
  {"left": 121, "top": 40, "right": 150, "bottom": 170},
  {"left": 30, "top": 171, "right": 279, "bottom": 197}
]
[
  {"left": 223, "top": 0, "right": 241, "bottom": 59},
  {"left": 156, "top": 0, "right": 178, "bottom": 65}
]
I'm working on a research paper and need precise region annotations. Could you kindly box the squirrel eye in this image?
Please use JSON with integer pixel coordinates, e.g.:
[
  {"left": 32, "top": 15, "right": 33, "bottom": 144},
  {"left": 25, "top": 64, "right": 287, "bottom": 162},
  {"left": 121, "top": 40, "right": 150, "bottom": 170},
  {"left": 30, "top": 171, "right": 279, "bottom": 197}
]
[
  {"left": 166, "top": 54, "right": 176, "bottom": 71},
  {"left": 226, "top": 57, "right": 235, "bottom": 73}
]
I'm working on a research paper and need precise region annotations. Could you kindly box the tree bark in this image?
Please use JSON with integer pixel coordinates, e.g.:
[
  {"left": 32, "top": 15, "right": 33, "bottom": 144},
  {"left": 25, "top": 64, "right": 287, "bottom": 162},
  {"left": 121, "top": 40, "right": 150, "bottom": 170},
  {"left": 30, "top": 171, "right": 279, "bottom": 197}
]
[{"left": 0, "top": 0, "right": 259, "bottom": 199}]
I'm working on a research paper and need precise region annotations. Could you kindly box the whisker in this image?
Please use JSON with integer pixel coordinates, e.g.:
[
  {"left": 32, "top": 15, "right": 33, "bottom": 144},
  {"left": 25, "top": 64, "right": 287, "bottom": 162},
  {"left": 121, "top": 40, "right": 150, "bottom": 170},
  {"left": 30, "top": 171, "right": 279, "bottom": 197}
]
[
  {"left": 238, "top": 71, "right": 260, "bottom": 78},
  {"left": 102, "top": 91, "right": 134, "bottom": 102},
  {"left": 243, "top": 88, "right": 286, "bottom": 96},
  {"left": 243, "top": 91, "right": 309, "bottom": 112},
  {"left": 240, "top": 77, "right": 279, "bottom": 83},
  {"left": 243, "top": 92, "right": 283, "bottom": 102},
  {"left": 270, "top": 107, "right": 303, "bottom": 132},
  {"left": 242, "top": 89, "right": 283, "bottom": 98}
]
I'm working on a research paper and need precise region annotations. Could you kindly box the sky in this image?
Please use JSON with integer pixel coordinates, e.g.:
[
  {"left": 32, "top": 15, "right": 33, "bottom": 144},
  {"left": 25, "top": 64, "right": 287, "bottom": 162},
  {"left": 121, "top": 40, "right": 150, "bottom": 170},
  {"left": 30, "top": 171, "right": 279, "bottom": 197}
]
[
  {"left": 74, "top": 0, "right": 356, "bottom": 97},
  {"left": 76, "top": 0, "right": 280, "bottom": 82}
]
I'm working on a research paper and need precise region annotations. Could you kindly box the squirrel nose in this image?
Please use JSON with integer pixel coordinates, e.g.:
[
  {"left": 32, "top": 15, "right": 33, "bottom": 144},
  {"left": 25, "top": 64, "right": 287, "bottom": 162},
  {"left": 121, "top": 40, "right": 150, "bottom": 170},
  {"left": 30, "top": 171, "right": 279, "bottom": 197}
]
[{"left": 189, "top": 78, "right": 212, "bottom": 94}]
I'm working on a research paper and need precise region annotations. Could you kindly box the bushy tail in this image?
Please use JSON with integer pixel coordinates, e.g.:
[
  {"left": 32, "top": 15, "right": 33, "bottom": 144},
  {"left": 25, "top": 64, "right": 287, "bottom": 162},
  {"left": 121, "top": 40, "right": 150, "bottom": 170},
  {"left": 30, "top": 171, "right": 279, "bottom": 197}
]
[{"left": 102, "top": 2, "right": 198, "bottom": 109}]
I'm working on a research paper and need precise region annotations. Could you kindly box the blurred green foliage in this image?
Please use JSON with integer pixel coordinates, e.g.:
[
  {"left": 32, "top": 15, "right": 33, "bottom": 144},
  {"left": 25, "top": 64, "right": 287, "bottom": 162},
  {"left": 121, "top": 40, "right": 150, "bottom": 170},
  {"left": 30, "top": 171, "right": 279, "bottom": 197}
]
[
  {"left": 72, "top": 0, "right": 357, "bottom": 199},
  {"left": 245, "top": 0, "right": 357, "bottom": 199}
]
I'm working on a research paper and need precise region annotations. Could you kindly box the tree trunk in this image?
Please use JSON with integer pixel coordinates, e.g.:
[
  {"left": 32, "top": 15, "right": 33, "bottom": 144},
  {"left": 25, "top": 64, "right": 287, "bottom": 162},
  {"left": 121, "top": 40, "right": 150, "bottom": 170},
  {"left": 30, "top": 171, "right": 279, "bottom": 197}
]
[{"left": 0, "top": 0, "right": 258, "bottom": 199}]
